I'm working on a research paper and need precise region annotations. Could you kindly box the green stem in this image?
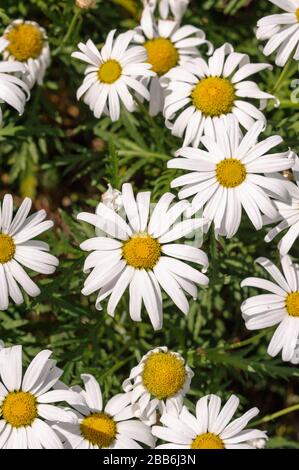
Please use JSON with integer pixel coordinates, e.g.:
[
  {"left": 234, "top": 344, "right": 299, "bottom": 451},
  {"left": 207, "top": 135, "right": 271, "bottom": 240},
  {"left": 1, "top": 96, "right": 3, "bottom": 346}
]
[
  {"left": 226, "top": 331, "right": 268, "bottom": 350},
  {"left": 99, "top": 354, "right": 135, "bottom": 380},
  {"left": 278, "top": 99, "right": 299, "bottom": 109},
  {"left": 58, "top": 7, "right": 81, "bottom": 51},
  {"left": 272, "top": 59, "right": 293, "bottom": 94},
  {"left": 251, "top": 404, "right": 299, "bottom": 427}
]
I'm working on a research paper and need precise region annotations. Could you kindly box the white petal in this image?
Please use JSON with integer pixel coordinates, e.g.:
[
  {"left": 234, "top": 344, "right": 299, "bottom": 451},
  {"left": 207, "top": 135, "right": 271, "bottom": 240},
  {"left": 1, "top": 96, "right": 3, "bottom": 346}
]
[{"left": 0, "top": 345, "right": 22, "bottom": 391}]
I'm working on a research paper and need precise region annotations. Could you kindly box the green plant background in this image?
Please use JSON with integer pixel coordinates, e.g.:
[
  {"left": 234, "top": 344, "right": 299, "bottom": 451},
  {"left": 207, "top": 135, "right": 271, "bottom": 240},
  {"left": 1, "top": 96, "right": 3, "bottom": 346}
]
[{"left": 0, "top": 0, "right": 299, "bottom": 448}]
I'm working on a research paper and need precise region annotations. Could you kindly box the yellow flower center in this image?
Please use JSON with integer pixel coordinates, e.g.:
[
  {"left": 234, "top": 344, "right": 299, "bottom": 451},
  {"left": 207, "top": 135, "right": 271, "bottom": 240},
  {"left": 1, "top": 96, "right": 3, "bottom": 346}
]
[
  {"left": 144, "top": 38, "right": 179, "bottom": 76},
  {"left": 122, "top": 234, "right": 161, "bottom": 270},
  {"left": 1, "top": 391, "right": 37, "bottom": 428},
  {"left": 191, "top": 432, "right": 225, "bottom": 449},
  {"left": 80, "top": 413, "right": 117, "bottom": 447},
  {"left": 98, "top": 60, "right": 122, "bottom": 84},
  {"left": 296, "top": 8, "right": 299, "bottom": 22},
  {"left": 286, "top": 292, "right": 299, "bottom": 317},
  {"left": 216, "top": 158, "right": 247, "bottom": 188},
  {"left": 5, "top": 23, "right": 44, "bottom": 61},
  {"left": 142, "top": 352, "right": 186, "bottom": 400},
  {"left": 0, "top": 234, "right": 16, "bottom": 264},
  {"left": 191, "top": 77, "right": 235, "bottom": 117}
]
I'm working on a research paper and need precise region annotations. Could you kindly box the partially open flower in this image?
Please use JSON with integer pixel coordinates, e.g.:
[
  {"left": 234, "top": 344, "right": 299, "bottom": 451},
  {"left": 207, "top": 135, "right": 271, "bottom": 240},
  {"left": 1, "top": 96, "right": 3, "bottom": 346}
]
[
  {"left": 1, "top": 19, "right": 50, "bottom": 89},
  {"left": 75, "top": 0, "right": 96, "bottom": 9},
  {"left": 101, "top": 184, "right": 123, "bottom": 212}
]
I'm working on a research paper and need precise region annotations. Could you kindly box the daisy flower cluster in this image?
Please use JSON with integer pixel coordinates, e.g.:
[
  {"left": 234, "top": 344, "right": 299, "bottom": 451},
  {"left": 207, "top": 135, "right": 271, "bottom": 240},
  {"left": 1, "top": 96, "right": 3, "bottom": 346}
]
[
  {"left": 0, "top": 342, "right": 267, "bottom": 449},
  {"left": 71, "top": 2, "right": 299, "bottom": 345}
]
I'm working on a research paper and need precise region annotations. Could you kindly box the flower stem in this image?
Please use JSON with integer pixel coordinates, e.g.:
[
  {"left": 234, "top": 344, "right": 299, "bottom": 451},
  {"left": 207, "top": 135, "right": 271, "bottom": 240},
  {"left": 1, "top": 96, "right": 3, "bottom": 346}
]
[
  {"left": 272, "top": 59, "right": 293, "bottom": 94},
  {"left": 251, "top": 404, "right": 299, "bottom": 427}
]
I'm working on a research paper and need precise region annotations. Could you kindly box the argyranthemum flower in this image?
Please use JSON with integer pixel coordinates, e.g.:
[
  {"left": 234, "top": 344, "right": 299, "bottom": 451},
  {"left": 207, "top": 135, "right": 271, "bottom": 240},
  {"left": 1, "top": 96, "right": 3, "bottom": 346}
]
[
  {"left": 0, "top": 345, "right": 83, "bottom": 449},
  {"left": 0, "top": 38, "right": 29, "bottom": 124},
  {"left": 143, "top": 0, "right": 190, "bottom": 20},
  {"left": 168, "top": 117, "right": 294, "bottom": 238},
  {"left": 122, "top": 346, "right": 193, "bottom": 426},
  {"left": 71, "top": 30, "right": 154, "bottom": 122},
  {"left": 1, "top": 20, "right": 50, "bottom": 89},
  {"left": 264, "top": 156, "right": 299, "bottom": 255},
  {"left": 77, "top": 183, "right": 209, "bottom": 330},
  {"left": 152, "top": 394, "right": 267, "bottom": 449},
  {"left": 241, "top": 255, "right": 299, "bottom": 363},
  {"left": 256, "top": 0, "right": 299, "bottom": 67},
  {"left": 163, "top": 43, "right": 275, "bottom": 147},
  {"left": 134, "top": 6, "right": 211, "bottom": 116},
  {"left": 0, "top": 194, "right": 59, "bottom": 310},
  {"left": 52, "top": 374, "right": 154, "bottom": 449}
]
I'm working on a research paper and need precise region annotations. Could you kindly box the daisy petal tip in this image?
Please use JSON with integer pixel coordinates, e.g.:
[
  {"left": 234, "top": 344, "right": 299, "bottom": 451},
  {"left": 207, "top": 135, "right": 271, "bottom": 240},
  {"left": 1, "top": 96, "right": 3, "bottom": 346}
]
[
  {"left": 81, "top": 287, "right": 88, "bottom": 296},
  {"left": 255, "top": 256, "right": 266, "bottom": 264},
  {"left": 76, "top": 212, "right": 86, "bottom": 221},
  {"left": 153, "top": 322, "right": 163, "bottom": 332},
  {"left": 201, "top": 265, "right": 209, "bottom": 274}
]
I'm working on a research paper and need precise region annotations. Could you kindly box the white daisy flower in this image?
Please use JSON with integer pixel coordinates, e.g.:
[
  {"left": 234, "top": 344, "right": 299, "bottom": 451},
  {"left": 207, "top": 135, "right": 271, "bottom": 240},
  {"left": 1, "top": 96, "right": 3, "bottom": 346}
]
[
  {"left": 241, "top": 255, "right": 299, "bottom": 363},
  {"left": 134, "top": 6, "right": 212, "bottom": 116},
  {"left": 77, "top": 183, "right": 209, "bottom": 330},
  {"left": 0, "top": 341, "right": 3, "bottom": 350},
  {"left": 143, "top": 0, "right": 190, "bottom": 20},
  {"left": 248, "top": 437, "right": 267, "bottom": 449},
  {"left": 52, "top": 374, "right": 155, "bottom": 449},
  {"left": 76, "top": 0, "right": 96, "bottom": 8},
  {"left": 0, "top": 194, "right": 59, "bottom": 310},
  {"left": 264, "top": 156, "right": 299, "bottom": 255},
  {"left": 163, "top": 43, "right": 276, "bottom": 147},
  {"left": 152, "top": 394, "right": 267, "bottom": 449},
  {"left": 0, "top": 38, "right": 29, "bottom": 124},
  {"left": 169, "top": 118, "right": 294, "bottom": 238},
  {"left": 71, "top": 30, "right": 155, "bottom": 122},
  {"left": 122, "top": 346, "right": 193, "bottom": 426},
  {"left": 256, "top": 0, "right": 299, "bottom": 67},
  {"left": 2, "top": 20, "right": 50, "bottom": 89},
  {"left": 0, "top": 345, "right": 83, "bottom": 449}
]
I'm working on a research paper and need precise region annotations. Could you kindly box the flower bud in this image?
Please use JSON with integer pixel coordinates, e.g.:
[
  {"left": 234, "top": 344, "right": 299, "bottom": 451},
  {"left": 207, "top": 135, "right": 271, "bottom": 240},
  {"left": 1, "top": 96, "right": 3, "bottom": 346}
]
[{"left": 101, "top": 184, "right": 123, "bottom": 212}]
